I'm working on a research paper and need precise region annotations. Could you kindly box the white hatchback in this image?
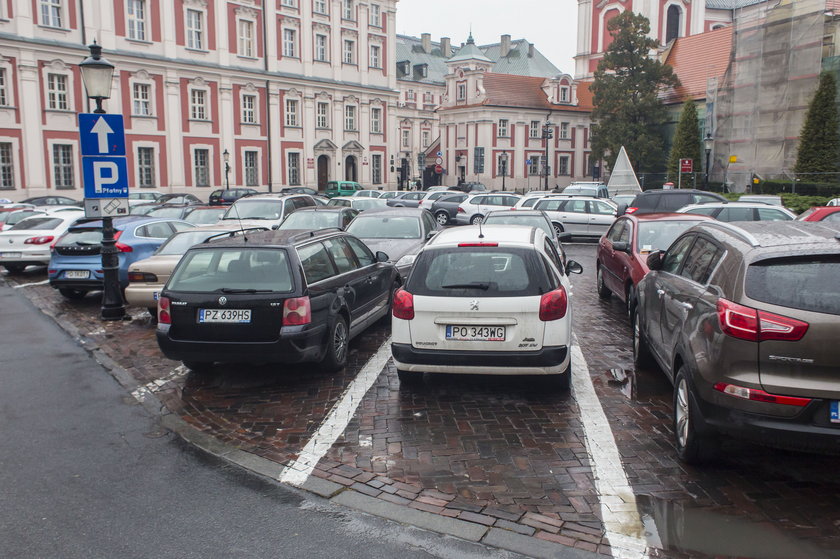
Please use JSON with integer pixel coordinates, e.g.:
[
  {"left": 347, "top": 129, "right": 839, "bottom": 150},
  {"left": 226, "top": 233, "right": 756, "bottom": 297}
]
[
  {"left": 454, "top": 193, "right": 521, "bottom": 225},
  {"left": 391, "top": 225, "right": 583, "bottom": 388}
]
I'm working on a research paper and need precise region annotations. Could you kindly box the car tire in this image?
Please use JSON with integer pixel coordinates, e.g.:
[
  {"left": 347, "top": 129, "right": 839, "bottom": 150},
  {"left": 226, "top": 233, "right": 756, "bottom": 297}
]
[
  {"left": 435, "top": 211, "right": 449, "bottom": 226},
  {"left": 183, "top": 361, "right": 212, "bottom": 373},
  {"left": 59, "top": 288, "right": 87, "bottom": 300},
  {"left": 470, "top": 214, "right": 484, "bottom": 225},
  {"left": 673, "top": 366, "right": 718, "bottom": 464},
  {"left": 632, "top": 310, "right": 654, "bottom": 370},
  {"left": 596, "top": 265, "right": 611, "bottom": 299},
  {"left": 320, "top": 314, "right": 349, "bottom": 372},
  {"left": 397, "top": 368, "right": 422, "bottom": 385},
  {"left": 552, "top": 223, "right": 564, "bottom": 239},
  {"left": 3, "top": 263, "right": 27, "bottom": 274}
]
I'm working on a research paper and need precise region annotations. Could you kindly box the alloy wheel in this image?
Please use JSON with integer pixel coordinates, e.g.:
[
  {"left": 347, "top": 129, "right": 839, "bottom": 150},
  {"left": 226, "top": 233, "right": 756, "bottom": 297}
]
[
  {"left": 334, "top": 320, "right": 348, "bottom": 364},
  {"left": 675, "top": 378, "right": 690, "bottom": 449}
]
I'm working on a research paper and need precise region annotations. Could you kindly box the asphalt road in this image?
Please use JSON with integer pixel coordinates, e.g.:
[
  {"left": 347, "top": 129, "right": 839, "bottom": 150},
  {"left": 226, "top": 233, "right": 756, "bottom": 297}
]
[{"left": 0, "top": 285, "right": 521, "bottom": 559}]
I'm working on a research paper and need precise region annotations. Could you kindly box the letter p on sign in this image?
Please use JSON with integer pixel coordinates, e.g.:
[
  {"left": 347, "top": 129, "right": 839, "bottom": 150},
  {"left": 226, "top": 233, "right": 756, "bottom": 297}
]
[{"left": 93, "top": 161, "right": 119, "bottom": 194}]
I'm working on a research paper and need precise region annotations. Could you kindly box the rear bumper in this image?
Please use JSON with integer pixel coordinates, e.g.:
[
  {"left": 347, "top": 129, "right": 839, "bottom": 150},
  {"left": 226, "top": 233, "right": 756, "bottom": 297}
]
[
  {"left": 124, "top": 284, "right": 163, "bottom": 308},
  {"left": 391, "top": 343, "right": 569, "bottom": 375},
  {"left": 0, "top": 250, "right": 51, "bottom": 266}
]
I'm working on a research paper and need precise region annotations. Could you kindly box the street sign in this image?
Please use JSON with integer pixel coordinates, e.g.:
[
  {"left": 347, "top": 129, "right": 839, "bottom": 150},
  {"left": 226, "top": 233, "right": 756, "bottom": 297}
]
[
  {"left": 680, "top": 158, "right": 693, "bottom": 173},
  {"left": 434, "top": 164, "right": 443, "bottom": 174},
  {"left": 83, "top": 198, "right": 130, "bottom": 218},
  {"left": 729, "top": 155, "right": 737, "bottom": 164},
  {"left": 82, "top": 156, "right": 129, "bottom": 198},
  {"left": 526, "top": 159, "right": 532, "bottom": 165},
  {"left": 435, "top": 157, "right": 442, "bottom": 165},
  {"left": 436, "top": 151, "right": 442, "bottom": 157},
  {"left": 79, "top": 114, "right": 126, "bottom": 156}
]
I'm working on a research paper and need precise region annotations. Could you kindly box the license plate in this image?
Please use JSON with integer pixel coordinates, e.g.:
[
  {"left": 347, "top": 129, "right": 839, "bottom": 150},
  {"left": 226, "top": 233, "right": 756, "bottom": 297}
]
[
  {"left": 831, "top": 401, "right": 840, "bottom": 424},
  {"left": 445, "top": 325, "right": 506, "bottom": 341},
  {"left": 0, "top": 252, "right": 21, "bottom": 258},
  {"left": 153, "top": 292, "right": 159, "bottom": 301},
  {"left": 198, "top": 308, "right": 252, "bottom": 324},
  {"left": 65, "top": 270, "right": 90, "bottom": 279}
]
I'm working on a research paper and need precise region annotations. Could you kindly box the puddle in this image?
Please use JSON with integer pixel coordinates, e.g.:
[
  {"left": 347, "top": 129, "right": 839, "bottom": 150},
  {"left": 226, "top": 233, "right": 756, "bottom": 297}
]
[{"left": 605, "top": 367, "right": 670, "bottom": 402}]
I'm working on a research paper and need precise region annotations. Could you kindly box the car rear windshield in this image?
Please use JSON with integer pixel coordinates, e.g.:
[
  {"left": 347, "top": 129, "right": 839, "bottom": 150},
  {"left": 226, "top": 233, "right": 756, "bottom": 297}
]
[
  {"left": 346, "top": 216, "right": 420, "bottom": 239},
  {"left": 9, "top": 217, "right": 64, "bottom": 231},
  {"left": 483, "top": 215, "right": 551, "bottom": 237},
  {"left": 222, "top": 200, "right": 283, "bottom": 220},
  {"left": 280, "top": 211, "right": 337, "bottom": 230},
  {"left": 636, "top": 220, "right": 704, "bottom": 252},
  {"left": 58, "top": 228, "right": 103, "bottom": 246},
  {"left": 746, "top": 256, "right": 840, "bottom": 316},
  {"left": 157, "top": 230, "right": 232, "bottom": 255},
  {"left": 148, "top": 207, "right": 184, "bottom": 218},
  {"left": 168, "top": 248, "right": 293, "bottom": 293},
  {"left": 407, "top": 246, "right": 550, "bottom": 298}
]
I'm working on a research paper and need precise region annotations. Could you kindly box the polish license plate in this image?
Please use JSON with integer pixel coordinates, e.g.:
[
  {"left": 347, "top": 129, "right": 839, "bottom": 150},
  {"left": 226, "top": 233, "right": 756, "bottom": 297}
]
[
  {"left": 0, "top": 252, "right": 21, "bottom": 258},
  {"left": 445, "top": 325, "right": 506, "bottom": 341},
  {"left": 198, "top": 308, "right": 252, "bottom": 324},
  {"left": 153, "top": 292, "right": 159, "bottom": 301},
  {"left": 831, "top": 401, "right": 840, "bottom": 424},
  {"left": 65, "top": 270, "right": 90, "bottom": 279}
]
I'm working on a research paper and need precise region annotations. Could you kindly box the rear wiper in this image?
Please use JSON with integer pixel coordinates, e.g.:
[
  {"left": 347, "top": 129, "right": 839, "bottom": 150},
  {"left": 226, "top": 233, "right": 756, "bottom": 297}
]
[
  {"left": 219, "top": 288, "right": 274, "bottom": 293},
  {"left": 441, "top": 282, "right": 490, "bottom": 290}
]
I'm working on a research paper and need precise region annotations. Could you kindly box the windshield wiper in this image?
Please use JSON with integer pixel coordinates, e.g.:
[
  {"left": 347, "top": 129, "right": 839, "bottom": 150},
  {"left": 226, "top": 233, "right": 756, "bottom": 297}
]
[
  {"left": 219, "top": 288, "right": 274, "bottom": 293},
  {"left": 441, "top": 282, "right": 490, "bottom": 290}
]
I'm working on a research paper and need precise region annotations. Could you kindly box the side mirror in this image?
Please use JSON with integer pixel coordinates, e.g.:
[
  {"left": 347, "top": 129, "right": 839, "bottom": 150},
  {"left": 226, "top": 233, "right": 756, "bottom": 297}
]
[
  {"left": 612, "top": 241, "right": 630, "bottom": 253},
  {"left": 566, "top": 260, "right": 583, "bottom": 275},
  {"left": 646, "top": 250, "right": 665, "bottom": 271},
  {"left": 426, "top": 231, "right": 437, "bottom": 240},
  {"left": 271, "top": 224, "right": 280, "bottom": 230},
  {"left": 376, "top": 251, "right": 389, "bottom": 263},
  {"left": 616, "top": 203, "right": 628, "bottom": 217},
  {"left": 558, "top": 232, "right": 573, "bottom": 242}
]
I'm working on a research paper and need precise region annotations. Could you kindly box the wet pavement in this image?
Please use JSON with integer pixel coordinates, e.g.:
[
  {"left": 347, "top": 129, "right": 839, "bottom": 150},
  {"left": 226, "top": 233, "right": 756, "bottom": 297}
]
[{"left": 5, "top": 242, "right": 840, "bottom": 558}]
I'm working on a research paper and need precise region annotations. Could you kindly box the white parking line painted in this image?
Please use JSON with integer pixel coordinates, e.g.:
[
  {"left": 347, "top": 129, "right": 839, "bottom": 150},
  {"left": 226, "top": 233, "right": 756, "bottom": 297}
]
[
  {"left": 280, "top": 338, "right": 392, "bottom": 486},
  {"left": 571, "top": 337, "right": 649, "bottom": 559},
  {"left": 131, "top": 365, "right": 188, "bottom": 403},
  {"left": 12, "top": 279, "right": 50, "bottom": 288}
]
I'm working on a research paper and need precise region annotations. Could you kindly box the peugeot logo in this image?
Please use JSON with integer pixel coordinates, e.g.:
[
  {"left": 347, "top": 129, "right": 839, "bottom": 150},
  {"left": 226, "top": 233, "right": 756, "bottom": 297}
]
[
  {"left": 469, "top": 300, "right": 479, "bottom": 311},
  {"left": 218, "top": 296, "right": 227, "bottom": 306}
]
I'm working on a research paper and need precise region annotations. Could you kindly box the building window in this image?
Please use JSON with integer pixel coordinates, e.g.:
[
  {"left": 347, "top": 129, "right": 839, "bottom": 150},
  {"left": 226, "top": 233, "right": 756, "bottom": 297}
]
[
  {"left": 558, "top": 155, "right": 570, "bottom": 176},
  {"left": 287, "top": 152, "right": 300, "bottom": 185},
  {"left": 560, "top": 122, "right": 569, "bottom": 139},
  {"left": 40, "top": 0, "right": 62, "bottom": 27},
  {"left": 406, "top": 89, "right": 415, "bottom": 101},
  {"left": 315, "top": 34, "right": 328, "bottom": 62},
  {"left": 498, "top": 119, "right": 509, "bottom": 137},
  {"left": 345, "top": 105, "right": 356, "bottom": 131},
  {"left": 242, "top": 94, "right": 257, "bottom": 124},
  {"left": 132, "top": 83, "right": 151, "bottom": 116},
  {"left": 190, "top": 89, "right": 207, "bottom": 120},
  {"left": 0, "top": 69, "right": 8, "bottom": 106},
  {"left": 342, "top": 0, "right": 354, "bottom": 20},
  {"left": 137, "top": 146, "right": 155, "bottom": 187},
  {"left": 282, "top": 28, "right": 297, "bottom": 58},
  {"left": 560, "top": 87, "right": 569, "bottom": 102},
  {"left": 343, "top": 39, "right": 355, "bottom": 64},
  {"left": 281, "top": 0, "right": 295, "bottom": 6},
  {"left": 528, "top": 155, "right": 541, "bottom": 176},
  {"left": 285, "top": 98, "right": 298, "bottom": 127},
  {"left": 457, "top": 83, "right": 466, "bottom": 101},
  {"left": 530, "top": 121, "right": 540, "bottom": 138},
  {"left": 401, "top": 129, "right": 409, "bottom": 149},
  {"left": 316, "top": 102, "right": 329, "bottom": 128},
  {"left": 423, "top": 91, "right": 433, "bottom": 103},
  {"left": 52, "top": 144, "right": 74, "bottom": 189},
  {"left": 186, "top": 9, "right": 203, "bottom": 50},
  {"left": 369, "top": 3, "right": 380, "bottom": 26},
  {"left": 47, "top": 74, "right": 68, "bottom": 110},
  {"left": 370, "top": 107, "right": 381, "bottom": 133},
  {"left": 127, "top": 0, "right": 147, "bottom": 40},
  {"left": 193, "top": 148, "right": 209, "bottom": 186},
  {"left": 422, "top": 130, "right": 429, "bottom": 148},
  {"left": 371, "top": 153, "right": 382, "bottom": 184},
  {"left": 369, "top": 44, "right": 381, "bottom": 68},
  {"left": 244, "top": 150, "right": 258, "bottom": 186},
  {"left": 238, "top": 19, "right": 255, "bottom": 57},
  {"left": 313, "top": 0, "right": 327, "bottom": 14},
  {"left": 0, "top": 143, "right": 13, "bottom": 190}
]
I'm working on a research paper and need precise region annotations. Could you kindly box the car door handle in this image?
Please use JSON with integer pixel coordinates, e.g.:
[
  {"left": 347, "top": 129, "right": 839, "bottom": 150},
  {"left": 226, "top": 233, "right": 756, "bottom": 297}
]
[{"left": 656, "top": 289, "right": 665, "bottom": 296}]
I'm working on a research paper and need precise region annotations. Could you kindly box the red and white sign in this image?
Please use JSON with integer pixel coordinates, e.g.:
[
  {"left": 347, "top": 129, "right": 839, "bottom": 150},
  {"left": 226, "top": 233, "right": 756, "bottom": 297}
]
[
  {"left": 680, "top": 158, "right": 693, "bottom": 173},
  {"left": 306, "top": 158, "right": 314, "bottom": 169},
  {"left": 434, "top": 165, "right": 443, "bottom": 174}
]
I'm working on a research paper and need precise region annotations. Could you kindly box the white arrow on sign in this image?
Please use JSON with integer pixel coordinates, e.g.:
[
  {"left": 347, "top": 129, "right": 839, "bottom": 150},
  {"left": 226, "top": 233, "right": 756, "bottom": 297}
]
[{"left": 91, "top": 117, "right": 114, "bottom": 154}]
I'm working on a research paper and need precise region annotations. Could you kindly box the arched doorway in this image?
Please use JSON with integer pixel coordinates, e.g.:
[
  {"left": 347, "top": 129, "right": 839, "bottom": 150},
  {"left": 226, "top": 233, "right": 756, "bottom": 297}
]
[
  {"left": 317, "top": 155, "right": 330, "bottom": 191},
  {"left": 344, "top": 155, "right": 357, "bottom": 182},
  {"left": 666, "top": 5, "right": 681, "bottom": 43}
]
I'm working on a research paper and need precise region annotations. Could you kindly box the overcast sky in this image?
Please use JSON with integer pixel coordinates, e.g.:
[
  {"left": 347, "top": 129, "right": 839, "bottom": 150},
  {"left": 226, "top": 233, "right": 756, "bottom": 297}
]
[{"left": 395, "top": 0, "right": 579, "bottom": 74}]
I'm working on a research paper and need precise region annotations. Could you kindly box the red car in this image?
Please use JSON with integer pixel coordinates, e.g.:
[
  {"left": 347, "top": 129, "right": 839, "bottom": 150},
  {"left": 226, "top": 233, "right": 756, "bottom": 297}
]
[
  {"left": 596, "top": 213, "right": 714, "bottom": 314},
  {"left": 796, "top": 206, "right": 840, "bottom": 223}
]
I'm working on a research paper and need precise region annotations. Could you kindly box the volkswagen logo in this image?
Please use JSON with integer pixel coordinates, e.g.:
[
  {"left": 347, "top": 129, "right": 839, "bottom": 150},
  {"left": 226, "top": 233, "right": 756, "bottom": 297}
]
[
  {"left": 218, "top": 296, "right": 227, "bottom": 306},
  {"left": 469, "top": 300, "right": 479, "bottom": 311}
]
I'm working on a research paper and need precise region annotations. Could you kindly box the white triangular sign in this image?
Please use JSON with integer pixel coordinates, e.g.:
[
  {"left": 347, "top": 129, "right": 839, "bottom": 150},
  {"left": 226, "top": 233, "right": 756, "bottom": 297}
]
[{"left": 607, "top": 146, "right": 642, "bottom": 195}]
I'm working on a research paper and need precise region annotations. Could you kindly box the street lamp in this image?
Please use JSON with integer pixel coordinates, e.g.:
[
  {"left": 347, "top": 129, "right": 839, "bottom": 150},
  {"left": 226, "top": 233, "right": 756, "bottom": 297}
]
[
  {"left": 500, "top": 150, "right": 508, "bottom": 191},
  {"left": 542, "top": 121, "right": 553, "bottom": 190},
  {"left": 79, "top": 41, "right": 124, "bottom": 321},
  {"left": 223, "top": 149, "right": 231, "bottom": 190},
  {"left": 703, "top": 132, "right": 714, "bottom": 190}
]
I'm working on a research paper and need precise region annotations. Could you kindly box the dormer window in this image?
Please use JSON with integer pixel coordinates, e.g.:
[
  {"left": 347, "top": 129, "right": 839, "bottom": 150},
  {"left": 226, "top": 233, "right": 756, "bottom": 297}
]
[
  {"left": 457, "top": 82, "right": 466, "bottom": 101},
  {"left": 560, "top": 86, "right": 570, "bottom": 103},
  {"left": 397, "top": 60, "right": 410, "bottom": 77},
  {"left": 413, "top": 63, "right": 428, "bottom": 79}
]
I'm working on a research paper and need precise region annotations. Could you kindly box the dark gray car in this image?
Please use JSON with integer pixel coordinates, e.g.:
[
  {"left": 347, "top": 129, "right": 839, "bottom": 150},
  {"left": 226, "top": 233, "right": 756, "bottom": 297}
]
[
  {"left": 633, "top": 221, "right": 840, "bottom": 463},
  {"left": 430, "top": 192, "right": 468, "bottom": 225}
]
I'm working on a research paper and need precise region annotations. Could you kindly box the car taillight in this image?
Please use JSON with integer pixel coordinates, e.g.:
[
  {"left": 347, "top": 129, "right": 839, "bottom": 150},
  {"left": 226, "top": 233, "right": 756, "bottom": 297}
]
[
  {"left": 392, "top": 288, "right": 414, "bottom": 320},
  {"left": 625, "top": 207, "right": 639, "bottom": 214},
  {"left": 716, "top": 299, "right": 808, "bottom": 342},
  {"left": 128, "top": 271, "right": 158, "bottom": 283},
  {"left": 457, "top": 207, "right": 465, "bottom": 213},
  {"left": 539, "top": 287, "right": 568, "bottom": 321},
  {"left": 713, "top": 383, "right": 811, "bottom": 407},
  {"left": 24, "top": 235, "right": 54, "bottom": 245},
  {"left": 283, "top": 296, "right": 311, "bottom": 326},
  {"left": 158, "top": 296, "right": 171, "bottom": 324},
  {"left": 114, "top": 230, "right": 133, "bottom": 253}
]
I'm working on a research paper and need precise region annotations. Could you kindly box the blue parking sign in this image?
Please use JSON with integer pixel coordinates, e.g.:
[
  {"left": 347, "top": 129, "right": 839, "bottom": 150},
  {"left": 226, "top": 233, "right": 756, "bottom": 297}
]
[
  {"left": 79, "top": 114, "right": 126, "bottom": 156},
  {"left": 82, "top": 156, "right": 129, "bottom": 198}
]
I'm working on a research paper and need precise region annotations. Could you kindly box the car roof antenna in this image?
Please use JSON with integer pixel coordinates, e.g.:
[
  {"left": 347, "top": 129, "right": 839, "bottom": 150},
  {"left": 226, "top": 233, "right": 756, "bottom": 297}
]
[
  {"left": 231, "top": 202, "right": 248, "bottom": 242},
  {"left": 478, "top": 217, "right": 484, "bottom": 239}
]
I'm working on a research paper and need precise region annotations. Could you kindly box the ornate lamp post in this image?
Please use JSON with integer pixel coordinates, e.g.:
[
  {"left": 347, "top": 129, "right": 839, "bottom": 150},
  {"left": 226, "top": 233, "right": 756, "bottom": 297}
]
[
  {"left": 703, "top": 133, "right": 714, "bottom": 190},
  {"left": 223, "top": 149, "right": 231, "bottom": 190},
  {"left": 500, "top": 150, "right": 508, "bottom": 191},
  {"left": 79, "top": 41, "right": 124, "bottom": 321},
  {"left": 542, "top": 121, "right": 553, "bottom": 190}
]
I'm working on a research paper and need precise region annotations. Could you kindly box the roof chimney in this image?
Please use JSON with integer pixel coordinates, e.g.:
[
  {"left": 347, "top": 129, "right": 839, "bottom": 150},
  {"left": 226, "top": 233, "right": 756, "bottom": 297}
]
[
  {"left": 528, "top": 43, "right": 535, "bottom": 58},
  {"left": 500, "top": 34, "right": 511, "bottom": 57},
  {"left": 440, "top": 37, "right": 451, "bottom": 58},
  {"left": 421, "top": 33, "right": 431, "bottom": 54}
]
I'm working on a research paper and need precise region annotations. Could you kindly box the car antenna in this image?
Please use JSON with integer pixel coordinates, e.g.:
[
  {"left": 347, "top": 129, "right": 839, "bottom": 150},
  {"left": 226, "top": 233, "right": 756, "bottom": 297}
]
[
  {"left": 231, "top": 202, "right": 248, "bottom": 242},
  {"left": 478, "top": 217, "right": 484, "bottom": 239}
]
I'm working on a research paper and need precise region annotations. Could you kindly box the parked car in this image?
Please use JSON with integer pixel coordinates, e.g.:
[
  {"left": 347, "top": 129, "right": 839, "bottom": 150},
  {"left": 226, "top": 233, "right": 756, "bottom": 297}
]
[
  {"left": 562, "top": 182, "right": 610, "bottom": 199},
  {"left": 208, "top": 188, "right": 259, "bottom": 206},
  {"left": 738, "top": 194, "right": 783, "bottom": 206},
  {"left": 533, "top": 196, "right": 617, "bottom": 239},
  {"left": 156, "top": 193, "right": 204, "bottom": 205},
  {"left": 352, "top": 190, "right": 384, "bottom": 198},
  {"left": 618, "top": 189, "right": 726, "bottom": 216},
  {"left": 449, "top": 182, "right": 487, "bottom": 193},
  {"left": 429, "top": 192, "right": 468, "bottom": 225},
  {"left": 48, "top": 216, "right": 194, "bottom": 300},
  {"left": 482, "top": 209, "right": 567, "bottom": 264},
  {"left": 795, "top": 206, "right": 840, "bottom": 223},
  {"left": 596, "top": 213, "right": 714, "bottom": 314},
  {"left": 633, "top": 221, "right": 840, "bottom": 463},
  {"left": 279, "top": 187, "right": 319, "bottom": 196},
  {"left": 125, "top": 225, "right": 267, "bottom": 316},
  {"left": 611, "top": 193, "right": 639, "bottom": 207},
  {"left": 378, "top": 191, "right": 401, "bottom": 200},
  {"left": 277, "top": 206, "right": 359, "bottom": 231},
  {"left": 146, "top": 204, "right": 195, "bottom": 220},
  {"left": 455, "top": 193, "right": 521, "bottom": 225},
  {"left": 128, "top": 192, "right": 163, "bottom": 206},
  {"left": 386, "top": 191, "right": 429, "bottom": 208},
  {"left": 345, "top": 207, "right": 441, "bottom": 278},
  {"left": 129, "top": 203, "right": 160, "bottom": 216},
  {"left": 425, "top": 186, "right": 450, "bottom": 192},
  {"left": 0, "top": 212, "right": 83, "bottom": 273},
  {"left": 0, "top": 208, "right": 47, "bottom": 232},
  {"left": 676, "top": 202, "right": 796, "bottom": 221},
  {"left": 324, "top": 181, "right": 363, "bottom": 198},
  {"left": 390, "top": 224, "right": 583, "bottom": 388},
  {"left": 827, "top": 197, "right": 840, "bottom": 207},
  {"left": 218, "top": 194, "right": 317, "bottom": 229},
  {"left": 20, "top": 195, "right": 80, "bottom": 207},
  {"left": 156, "top": 228, "right": 398, "bottom": 372},
  {"left": 327, "top": 197, "right": 388, "bottom": 211},
  {"left": 182, "top": 206, "right": 227, "bottom": 225}
]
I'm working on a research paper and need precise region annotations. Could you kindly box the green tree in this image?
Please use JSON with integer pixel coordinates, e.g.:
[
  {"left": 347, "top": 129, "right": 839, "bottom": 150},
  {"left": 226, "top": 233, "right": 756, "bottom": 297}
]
[
  {"left": 666, "top": 100, "right": 703, "bottom": 185},
  {"left": 590, "top": 12, "right": 680, "bottom": 173},
  {"left": 794, "top": 71, "right": 840, "bottom": 176}
]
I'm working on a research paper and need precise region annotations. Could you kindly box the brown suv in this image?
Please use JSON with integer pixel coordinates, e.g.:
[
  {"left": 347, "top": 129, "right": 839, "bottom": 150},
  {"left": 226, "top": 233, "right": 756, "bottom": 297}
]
[{"left": 633, "top": 221, "right": 840, "bottom": 463}]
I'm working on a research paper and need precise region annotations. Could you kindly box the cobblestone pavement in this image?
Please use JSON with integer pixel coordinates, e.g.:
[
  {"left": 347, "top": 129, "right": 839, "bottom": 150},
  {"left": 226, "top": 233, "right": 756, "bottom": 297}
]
[{"left": 5, "top": 242, "right": 840, "bottom": 559}]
